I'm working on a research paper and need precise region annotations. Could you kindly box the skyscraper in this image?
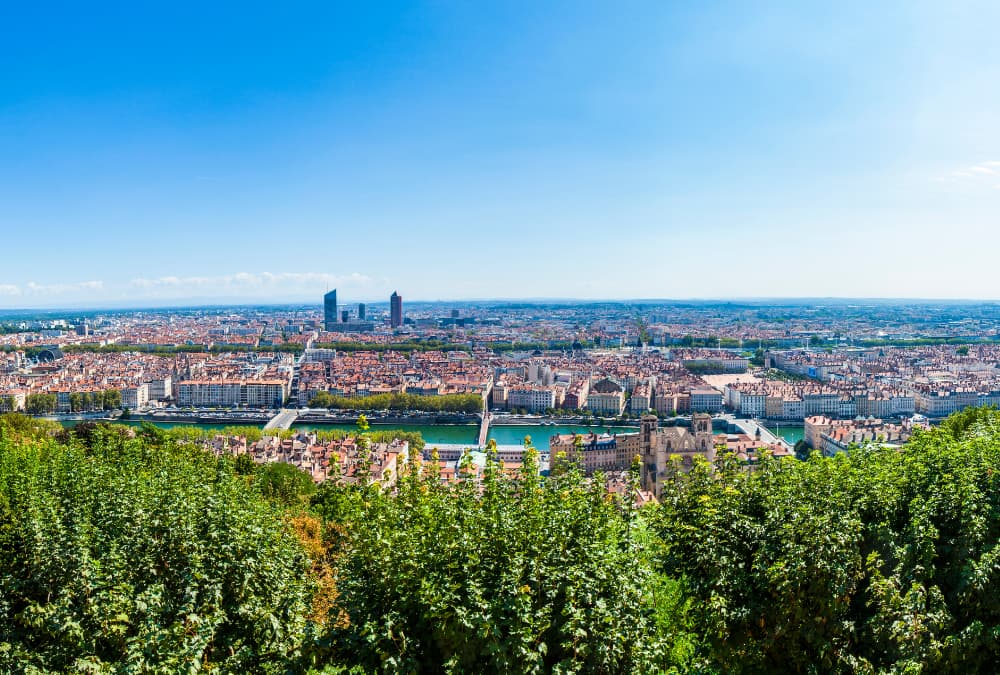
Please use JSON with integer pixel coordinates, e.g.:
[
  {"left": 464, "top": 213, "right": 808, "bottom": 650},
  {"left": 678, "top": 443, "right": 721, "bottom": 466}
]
[
  {"left": 390, "top": 291, "right": 403, "bottom": 328},
  {"left": 358, "top": 303, "right": 366, "bottom": 320},
  {"left": 323, "top": 289, "right": 338, "bottom": 331}
]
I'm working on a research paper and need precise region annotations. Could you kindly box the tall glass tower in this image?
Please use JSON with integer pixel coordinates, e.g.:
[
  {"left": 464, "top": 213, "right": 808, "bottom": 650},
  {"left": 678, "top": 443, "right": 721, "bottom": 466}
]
[
  {"left": 390, "top": 291, "right": 403, "bottom": 328},
  {"left": 323, "top": 289, "right": 338, "bottom": 331}
]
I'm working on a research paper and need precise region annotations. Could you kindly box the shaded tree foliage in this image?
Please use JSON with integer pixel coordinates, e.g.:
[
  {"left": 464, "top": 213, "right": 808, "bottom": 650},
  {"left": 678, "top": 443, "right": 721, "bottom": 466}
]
[
  {"left": 0, "top": 419, "right": 313, "bottom": 673},
  {"left": 653, "top": 407, "right": 1000, "bottom": 673},
  {"left": 309, "top": 391, "right": 482, "bottom": 414},
  {"left": 7, "top": 409, "right": 1000, "bottom": 673},
  {"left": 311, "top": 447, "right": 667, "bottom": 673}
]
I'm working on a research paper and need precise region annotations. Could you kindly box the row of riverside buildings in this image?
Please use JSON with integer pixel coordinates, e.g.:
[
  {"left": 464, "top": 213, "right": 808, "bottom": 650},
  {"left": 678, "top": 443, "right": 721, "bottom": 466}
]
[{"left": 496, "top": 376, "right": 724, "bottom": 415}]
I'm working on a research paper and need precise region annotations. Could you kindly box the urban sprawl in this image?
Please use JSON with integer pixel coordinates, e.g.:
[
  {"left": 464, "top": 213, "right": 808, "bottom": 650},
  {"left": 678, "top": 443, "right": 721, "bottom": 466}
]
[{"left": 4, "top": 295, "right": 998, "bottom": 495}]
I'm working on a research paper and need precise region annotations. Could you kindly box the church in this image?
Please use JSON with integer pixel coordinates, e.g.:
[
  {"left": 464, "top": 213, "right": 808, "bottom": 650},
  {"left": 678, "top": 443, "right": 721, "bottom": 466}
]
[{"left": 548, "top": 413, "right": 717, "bottom": 497}]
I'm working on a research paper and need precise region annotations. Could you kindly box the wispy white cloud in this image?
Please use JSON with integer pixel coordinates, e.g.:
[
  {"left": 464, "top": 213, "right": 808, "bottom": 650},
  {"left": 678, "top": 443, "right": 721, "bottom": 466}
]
[
  {"left": 0, "top": 280, "right": 106, "bottom": 300},
  {"left": 0, "top": 272, "right": 382, "bottom": 307},
  {"left": 22, "top": 280, "right": 104, "bottom": 295},
  {"left": 941, "top": 160, "right": 1000, "bottom": 184},
  {"left": 128, "top": 271, "right": 374, "bottom": 296}
]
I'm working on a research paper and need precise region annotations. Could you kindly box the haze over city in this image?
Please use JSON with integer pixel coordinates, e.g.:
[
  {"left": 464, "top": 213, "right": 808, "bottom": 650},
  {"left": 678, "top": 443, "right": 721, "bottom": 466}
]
[{"left": 4, "top": 1, "right": 1000, "bottom": 307}]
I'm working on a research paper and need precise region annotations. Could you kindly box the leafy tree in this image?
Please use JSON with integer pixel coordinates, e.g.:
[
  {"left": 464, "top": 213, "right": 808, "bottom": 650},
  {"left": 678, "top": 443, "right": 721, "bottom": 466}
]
[
  {"left": 309, "top": 391, "right": 482, "bottom": 414},
  {"left": 255, "top": 460, "right": 318, "bottom": 508},
  {"left": 24, "top": 393, "right": 57, "bottom": 415},
  {"left": 652, "top": 407, "right": 1000, "bottom": 673},
  {"left": 313, "top": 441, "right": 664, "bottom": 672},
  {"left": 356, "top": 413, "right": 370, "bottom": 432},
  {"left": 793, "top": 438, "right": 812, "bottom": 460},
  {"left": 0, "top": 413, "right": 60, "bottom": 440},
  {"left": 102, "top": 388, "right": 122, "bottom": 410},
  {"left": 11, "top": 405, "right": 1000, "bottom": 673},
  {"left": 0, "top": 425, "right": 313, "bottom": 672},
  {"left": 234, "top": 452, "right": 256, "bottom": 475}
]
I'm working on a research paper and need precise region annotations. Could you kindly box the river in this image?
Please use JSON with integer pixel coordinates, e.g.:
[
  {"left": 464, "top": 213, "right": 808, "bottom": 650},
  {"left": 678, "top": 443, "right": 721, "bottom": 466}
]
[
  {"left": 764, "top": 423, "right": 805, "bottom": 446},
  {"left": 61, "top": 418, "right": 807, "bottom": 446},
  {"left": 61, "top": 419, "right": 639, "bottom": 447},
  {"left": 291, "top": 422, "right": 640, "bottom": 446}
]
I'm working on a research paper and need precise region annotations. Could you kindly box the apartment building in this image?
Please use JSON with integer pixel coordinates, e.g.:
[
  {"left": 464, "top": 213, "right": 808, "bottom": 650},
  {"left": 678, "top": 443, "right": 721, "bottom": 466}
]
[
  {"left": 689, "top": 387, "right": 723, "bottom": 413},
  {"left": 121, "top": 383, "right": 149, "bottom": 410},
  {"left": 630, "top": 382, "right": 652, "bottom": 413},
  {"left": 177, "top": 379, "right": 287, "bottom": 408},
  {"left": 561, "top": 379, "right": 590, "bottom": 410},
  {"left": 146, "top": 377, "right": 172, "bottom": 401},
  {"left": 587, "top": 378, "right": 626, "bottom": 415},
  {"left": 507, "top": 386, "right": 556, "bottom": 412}
]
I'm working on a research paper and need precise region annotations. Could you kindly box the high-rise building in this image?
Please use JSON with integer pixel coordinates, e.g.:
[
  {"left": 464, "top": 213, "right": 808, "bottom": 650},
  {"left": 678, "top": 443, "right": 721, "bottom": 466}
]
[
  {"left": 390, "top": 291, "right": 403, "bottom": 328},
  {"left": 358, "top": 303, "right": 366, "bottom": 320},
  {"left": 341, "top": 309, "right": 350, "bottom": 323},
  {"left": 323, "top": 289, "right": 338, "bottom": 331}
]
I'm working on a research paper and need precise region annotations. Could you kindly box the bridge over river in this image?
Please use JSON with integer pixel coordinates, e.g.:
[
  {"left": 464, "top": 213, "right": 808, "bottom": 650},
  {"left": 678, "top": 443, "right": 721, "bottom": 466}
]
[
  {"left": 477, "top": 412, "right": 492, "bottom": 447},
  {"left": 264, "top": 408, "right": 299, "bottom": 431}
]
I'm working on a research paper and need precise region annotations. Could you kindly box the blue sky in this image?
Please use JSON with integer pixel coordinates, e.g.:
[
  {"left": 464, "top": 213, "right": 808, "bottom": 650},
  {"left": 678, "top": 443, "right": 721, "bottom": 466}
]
[{"left": 2, "top": 1, "right": 1000, "bottom": 307}]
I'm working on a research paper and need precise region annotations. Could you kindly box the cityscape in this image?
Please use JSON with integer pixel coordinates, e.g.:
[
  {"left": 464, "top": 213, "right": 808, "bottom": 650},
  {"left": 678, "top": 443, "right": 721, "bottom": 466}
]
[
  {"left": 5, "top": 293, "right": 1000, "bottom": 492},
  {"left": 6, "top": 1, "right": 1000, "bottom": 672}
]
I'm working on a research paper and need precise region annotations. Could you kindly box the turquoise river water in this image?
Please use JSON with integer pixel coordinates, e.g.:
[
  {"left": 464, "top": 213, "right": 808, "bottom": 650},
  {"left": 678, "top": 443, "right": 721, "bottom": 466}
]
[
  {"left": 63, "top": 419, "right": 637, "bottom": 446},
  {"left": 62, "top": 419, "right": 806, "bottom": 447}
]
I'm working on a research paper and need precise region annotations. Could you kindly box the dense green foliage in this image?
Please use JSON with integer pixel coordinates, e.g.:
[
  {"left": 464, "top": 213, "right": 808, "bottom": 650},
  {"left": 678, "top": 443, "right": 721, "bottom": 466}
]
[
  {"left": 762, "top": 367, "right": 814, "bottom": 382},
  {"left": 654, "top": 407, "right": 1000, "bottom": 673},
  {"left": 8, "top": 409, "right": 1000, "bottom": 672},
  {"left": 0, "top": 418, "right": 312, "bottom": 673},
  {"left": 20, "top": 390, "right": 122, "bottom": 415},
  {"left": 24, "top": 393, "right": 57, "bottom": 414},
  {"left": 308, "top": 391, "right": 483, "bottom": 414},
  {"left": 158, "top": 422, "right": 426, "bottom": 455},
  {"left": 67, "top": 389, "right": 122, "bottom": 412},
  {"left": 311, "top": 450, "right": 665, "bottom": 673},
  {"left": 0, "top": 324, "right": 34, "bottom": 335},
  {"left": 675, "top": 335, "right": 743, "bottom": 348},
  {"left": 256, "top": 460, "right": 318, "bottom": 507}
]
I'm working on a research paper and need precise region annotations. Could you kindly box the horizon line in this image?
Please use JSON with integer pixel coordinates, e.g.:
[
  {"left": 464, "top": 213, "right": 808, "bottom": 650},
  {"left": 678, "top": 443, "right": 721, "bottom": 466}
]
[{"left": 1, "top": 295, "right": 1000, "bottom": 313}]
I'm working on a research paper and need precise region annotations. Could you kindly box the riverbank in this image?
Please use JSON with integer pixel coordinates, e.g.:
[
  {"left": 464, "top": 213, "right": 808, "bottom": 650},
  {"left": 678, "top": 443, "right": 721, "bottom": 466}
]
[
  {"left": 125, "top": 409, "right": 649, "bottom": 428},
  {"left": 296, "top": 411, "right": 479, "bottom": 425},
  {"left": 57, "top": 418, "right": 642, "bottom": 447}
]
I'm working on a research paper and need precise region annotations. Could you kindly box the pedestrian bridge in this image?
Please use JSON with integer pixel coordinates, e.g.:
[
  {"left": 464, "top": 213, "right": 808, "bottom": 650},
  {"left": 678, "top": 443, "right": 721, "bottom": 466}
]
[
  {"left": 478, "top": 412, "right": 491, "bottom": 447},
  {"left": 264, "top": 408, "right": 299, "bottom": 431}
]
